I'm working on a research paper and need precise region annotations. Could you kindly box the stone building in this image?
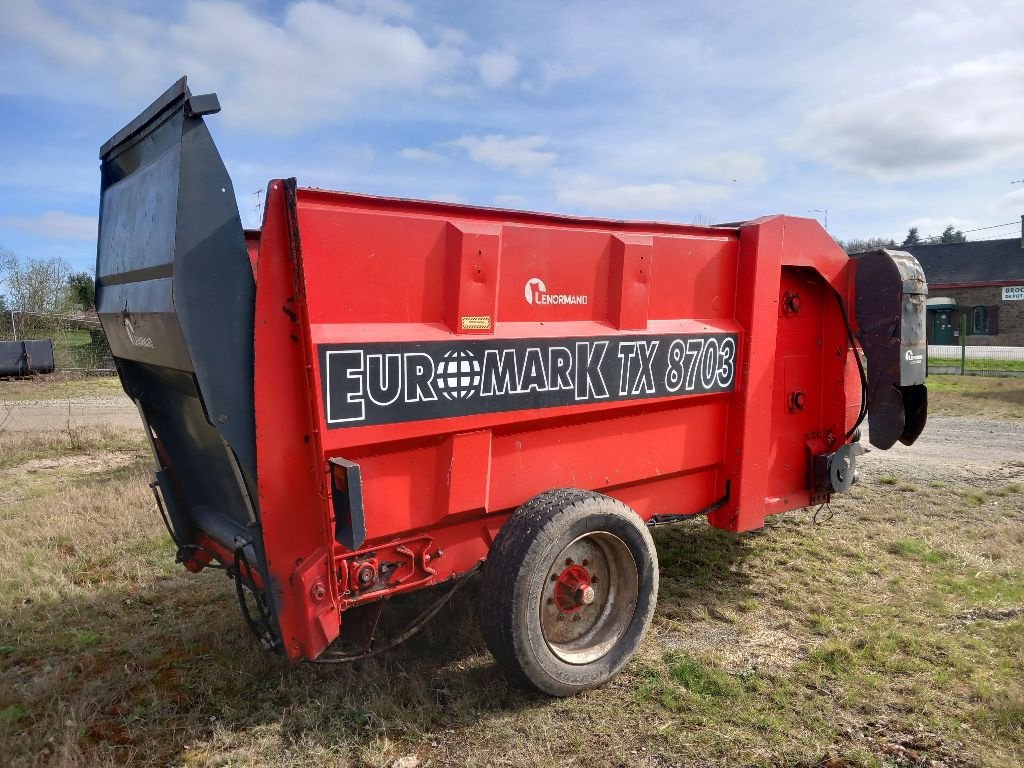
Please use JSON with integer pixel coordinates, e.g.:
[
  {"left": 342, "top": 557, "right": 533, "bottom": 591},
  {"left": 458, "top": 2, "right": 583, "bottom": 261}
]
[{"left": 902, "top": 221, "right": 1024, "bottom": 347}]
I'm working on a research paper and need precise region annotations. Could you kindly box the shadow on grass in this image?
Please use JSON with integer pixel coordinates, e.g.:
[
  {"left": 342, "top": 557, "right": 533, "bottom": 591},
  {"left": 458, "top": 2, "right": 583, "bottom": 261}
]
[{"left": 0, "top": 518, "right": 753, "bottom": 767}]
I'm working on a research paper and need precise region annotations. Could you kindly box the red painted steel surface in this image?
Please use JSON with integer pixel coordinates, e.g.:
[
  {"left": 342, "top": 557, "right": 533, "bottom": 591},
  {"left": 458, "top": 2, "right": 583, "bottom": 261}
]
[{"left": 251, "top": 181, "right": 859, "bottom": 661}]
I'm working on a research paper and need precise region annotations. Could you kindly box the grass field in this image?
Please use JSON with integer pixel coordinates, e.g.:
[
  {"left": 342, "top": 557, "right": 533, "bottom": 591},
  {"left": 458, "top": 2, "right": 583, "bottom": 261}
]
[
  {"left": 1, "top": 378, "right": 1022, "bottom": 767},
  {"left": 927, "top": 376, "right": 1024, "bottom": 419},
  {"left": 929, "top": 358, "right": 1024, "bottom": 373}
]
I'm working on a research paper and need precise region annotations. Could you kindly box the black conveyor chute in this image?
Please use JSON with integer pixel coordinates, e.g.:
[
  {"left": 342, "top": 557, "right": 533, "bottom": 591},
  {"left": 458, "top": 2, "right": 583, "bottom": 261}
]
[
  {"left": 854, "top": 249, "right": 928, "bottom": 449},
  {"left": 95, "top": 77, "right": 265, "bottom": 574}
]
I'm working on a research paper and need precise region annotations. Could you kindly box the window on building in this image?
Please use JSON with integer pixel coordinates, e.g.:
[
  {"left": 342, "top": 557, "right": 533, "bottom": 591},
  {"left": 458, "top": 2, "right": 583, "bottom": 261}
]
[
  {"left": 969, "top": 305, "right": 1000, "bottom": 336},
  {"left": 972, "top": 305, "right": 987, "bottom": 335}
]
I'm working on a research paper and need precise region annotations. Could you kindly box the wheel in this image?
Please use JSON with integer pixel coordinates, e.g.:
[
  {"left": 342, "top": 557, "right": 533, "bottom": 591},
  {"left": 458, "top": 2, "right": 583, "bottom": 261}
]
[{"left": 478, "top": 488, "right": 659, "bottom": 696}]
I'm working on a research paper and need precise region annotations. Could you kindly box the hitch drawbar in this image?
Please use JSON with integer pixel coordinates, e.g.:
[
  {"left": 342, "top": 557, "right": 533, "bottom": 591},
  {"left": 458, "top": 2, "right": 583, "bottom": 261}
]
[{"left": 95, "top": 78, "right": 928, "bottom": 696}]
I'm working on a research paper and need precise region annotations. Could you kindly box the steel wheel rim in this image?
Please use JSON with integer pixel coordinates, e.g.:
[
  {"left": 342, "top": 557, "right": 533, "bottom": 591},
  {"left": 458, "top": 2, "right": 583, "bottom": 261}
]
[{"left": 539, "top": 531, "right": 639, "bottom": 665}]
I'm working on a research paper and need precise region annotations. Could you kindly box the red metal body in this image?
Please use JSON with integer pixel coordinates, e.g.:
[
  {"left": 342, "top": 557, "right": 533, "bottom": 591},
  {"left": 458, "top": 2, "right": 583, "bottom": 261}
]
[{"left": 248, "top": 181, "right": 859, "bottom": 661}]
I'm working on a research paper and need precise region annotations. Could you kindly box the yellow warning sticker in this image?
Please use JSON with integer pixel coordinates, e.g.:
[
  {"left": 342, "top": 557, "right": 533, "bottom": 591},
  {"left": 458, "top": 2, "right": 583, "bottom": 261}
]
[{"left": 461, "top": 315, "right": 492, "bottom": 330}]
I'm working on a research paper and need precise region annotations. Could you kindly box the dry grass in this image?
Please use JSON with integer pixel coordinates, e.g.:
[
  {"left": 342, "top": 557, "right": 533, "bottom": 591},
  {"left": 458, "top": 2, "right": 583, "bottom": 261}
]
[
  {"left": 0, "top": 374, "right": 124, "bottom": 403},
  {"left": 927, "top": 375, "right": 1024, "bottom": 420},
  {"left": 1, "top": 426, "right": 1023, "bottom": 766}
]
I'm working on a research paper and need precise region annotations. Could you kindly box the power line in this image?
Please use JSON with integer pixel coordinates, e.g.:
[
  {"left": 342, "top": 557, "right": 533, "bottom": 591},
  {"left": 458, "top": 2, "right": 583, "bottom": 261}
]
[
  {"left": 959, "top": 221, "right": 1019, "bottom": 234},
  {"left": 964, "top": 233, "right": 1020, "bottom": 242},
  {"left": 916, "top": 220, "right": 1019, "bottom": 243}
]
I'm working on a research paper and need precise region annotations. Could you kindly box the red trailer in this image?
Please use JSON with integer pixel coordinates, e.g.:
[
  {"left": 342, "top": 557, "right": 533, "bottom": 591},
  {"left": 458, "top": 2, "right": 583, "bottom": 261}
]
[{"left": 96, "top": 79, "right": 927, "bottom": 695}]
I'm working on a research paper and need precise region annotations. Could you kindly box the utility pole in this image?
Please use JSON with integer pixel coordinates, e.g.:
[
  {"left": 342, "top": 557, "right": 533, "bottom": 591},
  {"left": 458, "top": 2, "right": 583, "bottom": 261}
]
[{"left": 809, "top": 208, "right": 828, "bottom": 231}]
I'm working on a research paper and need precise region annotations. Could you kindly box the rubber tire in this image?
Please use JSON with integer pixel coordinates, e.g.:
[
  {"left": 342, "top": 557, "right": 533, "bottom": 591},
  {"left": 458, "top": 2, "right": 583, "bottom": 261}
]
[{"left": 478, "top": 488, "right": 659, "bottom": 696}]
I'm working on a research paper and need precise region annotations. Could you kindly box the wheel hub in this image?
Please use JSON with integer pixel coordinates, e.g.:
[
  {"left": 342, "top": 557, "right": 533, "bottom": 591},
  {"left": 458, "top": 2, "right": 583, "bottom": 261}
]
[
  {"left": 538, "top": 531, "right": 640, "bottom": 665},
  {"left": 553, "top": 564, "right": 594, "bottom": 613}
]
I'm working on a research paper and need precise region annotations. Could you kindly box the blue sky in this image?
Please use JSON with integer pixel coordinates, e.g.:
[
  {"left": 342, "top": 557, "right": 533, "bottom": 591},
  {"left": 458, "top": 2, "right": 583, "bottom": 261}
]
[{"left": 2, "top": 0, "right": 1024, "bottom": 274}]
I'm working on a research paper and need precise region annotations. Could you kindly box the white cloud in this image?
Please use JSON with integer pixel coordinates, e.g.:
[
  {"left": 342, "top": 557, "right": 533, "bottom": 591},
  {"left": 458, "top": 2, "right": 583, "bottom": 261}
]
[
  {"left": 335, "top": 0, "right": 416, "bottom": 20},
  {"left": 0, "top": 1, "right": 463, "bottom": 134},
  {"left": 556, "top": 176, "right": 728, "bottom": 211},
  {"left": 452, "top": 135, "right": 556, "bottom": 174},
  {"left": 997, "top": 188, "right": 1024, "bottom": 216},
  {"left": 540, "top": 61, "right": 591, "bottom": 88},
  {"left": 478, "top": 50, "right": 520, "bottom": 88},
  {"left": 1, "top": 211, "right": 98, "bottom": 240},
  {"left": 494, "top": 193, "right": 527, "bottom": 208},
  {"left": 687, "top": 151, "right": 766, "bottom": 184},
  {"left": 429, "top": 192, "right": 468, "bottom": 203},
  {"left": 794, "top": 52, "right": 1024, "bottom": 180},
  {"left": 399, "top": 147, "right": 444, "bottom": 162}
]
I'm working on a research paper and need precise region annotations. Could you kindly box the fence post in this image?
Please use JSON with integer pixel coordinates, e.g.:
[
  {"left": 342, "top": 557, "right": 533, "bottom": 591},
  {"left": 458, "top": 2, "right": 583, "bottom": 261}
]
[
  {"left": 9, "top": 310, "right": 15, "bottom": 342},
  {"left": 960, "top": 314, "right": 967, "bottom": 375}
]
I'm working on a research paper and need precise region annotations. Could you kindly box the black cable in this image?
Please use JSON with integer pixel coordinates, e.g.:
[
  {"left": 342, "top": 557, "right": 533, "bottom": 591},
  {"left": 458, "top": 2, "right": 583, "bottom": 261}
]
[
  {"left": 233, "top": 544, "right": 278, "bottom": 649},
  {"left": 832, "top": 290, "right": 869, "bottom": 440},
  {"left": 813, "top": 503, "right": 835, "bottom": 525},
  {"left": 312, "top": 562, "right": 483, "bottom": 665}
]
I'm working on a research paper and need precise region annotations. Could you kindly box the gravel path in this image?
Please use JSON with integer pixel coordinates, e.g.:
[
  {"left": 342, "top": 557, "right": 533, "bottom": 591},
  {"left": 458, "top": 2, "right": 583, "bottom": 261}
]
[
  {"left": 0, "top": 395, "right": 140, "bottom": 432},
  {"left": 862, "top": 416, "right": 1023, "bottom": 487}
]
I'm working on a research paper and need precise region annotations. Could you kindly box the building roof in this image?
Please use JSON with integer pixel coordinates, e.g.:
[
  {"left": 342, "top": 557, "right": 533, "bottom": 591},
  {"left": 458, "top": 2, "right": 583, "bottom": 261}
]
[{"left": 900, "top": 237, "right": 1024, "bottom": 287}]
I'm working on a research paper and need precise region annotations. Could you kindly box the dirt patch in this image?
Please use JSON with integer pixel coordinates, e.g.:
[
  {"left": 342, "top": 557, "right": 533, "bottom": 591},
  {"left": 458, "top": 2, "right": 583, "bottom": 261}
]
[
  {"left": 660, "top": 621, "right": 807, "bottom": 674},
  {"left": 16, "top": 451, "right": 139, "bottom": 476},
  {"left": 951, "top": 606, "right": 1023, "bottom": 624},
  {"left": 0, "top": 450, "right": 144, "bottom": 506},
  {"left": 836, "top": 719, "right": 977, "bottom": 768}
]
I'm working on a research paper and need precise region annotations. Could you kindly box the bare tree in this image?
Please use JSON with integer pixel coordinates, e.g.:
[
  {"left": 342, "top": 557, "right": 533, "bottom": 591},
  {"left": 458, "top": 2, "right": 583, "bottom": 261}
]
[
  {"left": 0, "top": 246, "right": 75, "bottom": 314},
  {"left": 836, "top": 236, "right": 897, "bottom": 255}
]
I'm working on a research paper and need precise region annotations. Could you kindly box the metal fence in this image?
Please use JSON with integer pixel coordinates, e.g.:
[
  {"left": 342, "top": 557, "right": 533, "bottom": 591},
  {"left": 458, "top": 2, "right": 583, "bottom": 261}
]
[
  {"left": 927, "top": 344, "right": 1024, "bottom": 376},
  {"left": 0, "top": 310, "right": 113, "bottom": 372}
]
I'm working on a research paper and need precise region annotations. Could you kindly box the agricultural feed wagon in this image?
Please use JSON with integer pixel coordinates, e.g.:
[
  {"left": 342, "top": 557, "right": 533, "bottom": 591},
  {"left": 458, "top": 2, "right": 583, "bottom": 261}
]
[{"left": 95, "top": 79, "right": 927, "bottom": 695}]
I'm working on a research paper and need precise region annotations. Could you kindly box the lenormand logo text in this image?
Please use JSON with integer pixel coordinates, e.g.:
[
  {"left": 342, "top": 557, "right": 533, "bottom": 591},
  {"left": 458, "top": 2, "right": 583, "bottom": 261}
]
[{"left": 524, "top": 277, "right": 588, "bottom": 306}]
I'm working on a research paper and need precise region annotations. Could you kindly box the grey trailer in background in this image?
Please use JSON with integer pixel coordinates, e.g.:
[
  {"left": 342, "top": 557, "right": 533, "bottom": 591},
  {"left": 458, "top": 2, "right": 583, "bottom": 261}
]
[{"left": 0, "top": 340, "right": 56, "bottom": 377}]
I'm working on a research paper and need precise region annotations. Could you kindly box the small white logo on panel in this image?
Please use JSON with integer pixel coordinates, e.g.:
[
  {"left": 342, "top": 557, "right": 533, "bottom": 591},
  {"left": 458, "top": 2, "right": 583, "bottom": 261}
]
[
  {"left": 524, "top": 277, "right": 587, "bottom": 306},
  {"left": 124, "top": 317, "right": 154, "bottom": 349}
]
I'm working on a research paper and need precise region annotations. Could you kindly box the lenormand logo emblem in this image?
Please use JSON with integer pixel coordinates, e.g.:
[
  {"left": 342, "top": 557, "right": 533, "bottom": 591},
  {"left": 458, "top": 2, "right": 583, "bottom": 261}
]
[
  {"left": 123, "top": 316, "right": 154, "bottom": 349},
  {"left": 904, "top": 349, "right": 923, "bottom": 364},
  {"left": 524, "top": 277, "right": 587, "bottom": 306}
]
